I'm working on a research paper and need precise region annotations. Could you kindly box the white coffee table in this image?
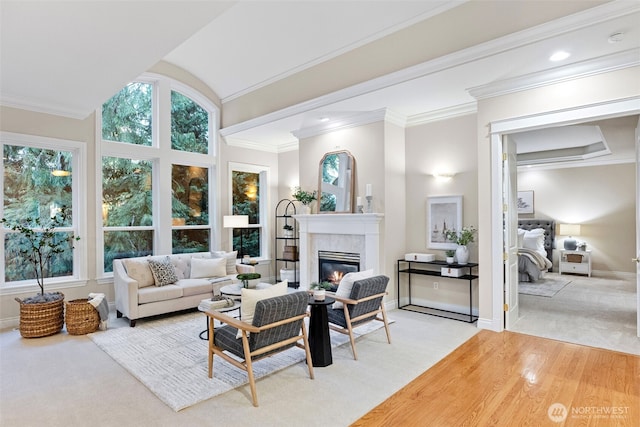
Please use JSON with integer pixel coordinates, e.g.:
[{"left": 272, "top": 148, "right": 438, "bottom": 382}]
[{"left": 198, "top": 298, "right": 241, "bottom": 340}]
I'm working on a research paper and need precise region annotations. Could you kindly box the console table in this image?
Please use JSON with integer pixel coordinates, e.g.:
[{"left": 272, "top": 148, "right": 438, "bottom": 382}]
[{"left": 397, "top": 259, "right": 478, "bottom": 323}]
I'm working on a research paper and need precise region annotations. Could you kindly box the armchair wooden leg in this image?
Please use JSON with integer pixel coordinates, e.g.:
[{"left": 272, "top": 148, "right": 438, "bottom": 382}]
[
  {"left": 380, "top": 304, "right": 392, "bottom": 344},
  {"left": 343, "top": 307, "right": 358, "bottom": 360},
  {"left": 300, "top": 321, "right": 315, "bottom": 380},
  {"left": 241, "top": 333, "right": 259, "bottom": 407},
  {"left": 208, "top": 317, "right": 214, "bottom": 378}
]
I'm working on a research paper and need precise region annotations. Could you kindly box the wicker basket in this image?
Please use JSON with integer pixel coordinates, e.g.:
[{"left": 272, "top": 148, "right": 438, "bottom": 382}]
[
  {"left": 15, "top": 292, "right": 65, "bottom": 338},
  {"left": 65, "top": 299, "right": 100, "bottom": 335},
  {"left": 566, "top": 254, "right": 583, "bottom": 263}
]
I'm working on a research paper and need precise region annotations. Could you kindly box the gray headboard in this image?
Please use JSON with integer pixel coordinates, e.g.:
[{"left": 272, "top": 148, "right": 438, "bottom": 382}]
[{"left": 518, "top": 219, "right": 555, "bottom": 270}]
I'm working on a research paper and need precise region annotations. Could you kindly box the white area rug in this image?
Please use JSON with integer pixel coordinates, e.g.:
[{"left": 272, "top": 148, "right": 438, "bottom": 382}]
[
  {"left": 519, "top": 278, "right": 571, "bottom": 297},
  {"left": 88, "top": 311, "right": 387, "bottom": 411}
]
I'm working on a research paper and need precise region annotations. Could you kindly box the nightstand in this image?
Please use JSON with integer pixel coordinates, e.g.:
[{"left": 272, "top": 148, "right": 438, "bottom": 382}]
[{"left": 559, "top": 249, "right": 592, "bottom": 277}]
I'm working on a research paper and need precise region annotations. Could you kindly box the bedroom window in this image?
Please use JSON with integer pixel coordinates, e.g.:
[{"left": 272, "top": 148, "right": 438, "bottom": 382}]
[{"left": 98, "top": 75, "right": 219, "bottom": 274}]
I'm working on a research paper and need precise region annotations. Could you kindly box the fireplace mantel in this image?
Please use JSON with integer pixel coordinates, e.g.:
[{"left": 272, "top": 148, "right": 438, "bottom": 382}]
[{"left": 293, "top": 213, "right": 384, "bottom": 289}]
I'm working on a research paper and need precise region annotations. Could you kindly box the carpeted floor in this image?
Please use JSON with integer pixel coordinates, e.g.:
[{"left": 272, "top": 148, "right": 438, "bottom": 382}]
[
  {"left": 88, "top": 311, "right": 387, "bottom": 411},
  {"left": 518, "top": 277, "right": 571, "bottom": 297}
]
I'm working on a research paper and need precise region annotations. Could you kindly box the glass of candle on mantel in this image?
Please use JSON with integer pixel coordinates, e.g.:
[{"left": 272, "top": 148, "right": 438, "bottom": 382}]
[
  {"left": 365, "top": 184, "right": 372, "bottom": 213},
  {"left": 356, "top": 196, "right": 363, "bottom": 213}
]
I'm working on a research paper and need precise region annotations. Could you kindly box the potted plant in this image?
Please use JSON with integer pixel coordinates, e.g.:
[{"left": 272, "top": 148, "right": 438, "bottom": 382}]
[
  {"left": 2, "top": 205, "right": 80, "bottom": 338},
  {"left": 292, "top": 187, "right": 317, "bottom": 214},
  {"left": 309, "top": 281, "right": 332, "bottom": 301},
  {"left": 283, "top": 223, "right": 294, "bottom": 238},
  {"left": 236, "top": 272, "right": 261, "bottom": 289},
  {"left": 445, "top": 249, "right": 456, "bottom": 264},
  {"left": 445, "top": 226, "right": 477, "bottom": 265}
]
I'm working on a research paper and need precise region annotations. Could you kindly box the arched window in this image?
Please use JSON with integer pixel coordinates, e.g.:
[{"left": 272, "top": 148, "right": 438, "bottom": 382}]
[{"left": 98, "top": 75, "right": 219, "bottom": 274}]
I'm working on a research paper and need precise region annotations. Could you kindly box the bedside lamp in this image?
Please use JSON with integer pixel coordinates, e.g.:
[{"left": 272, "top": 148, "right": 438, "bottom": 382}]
[{"left": 559, "top": 224, "right": 581, "bottom": 250}]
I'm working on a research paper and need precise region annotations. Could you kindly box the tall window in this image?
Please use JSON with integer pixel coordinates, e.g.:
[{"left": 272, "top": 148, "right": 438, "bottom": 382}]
[
  {"left": 1, "top": 134, "right": 83, "bottom": 288},
  {"left": 230, "top": 163, "right": 268, "bottom": 258},
  {"left": 99, "top": 77, "right": 217, "bottom": 273}
]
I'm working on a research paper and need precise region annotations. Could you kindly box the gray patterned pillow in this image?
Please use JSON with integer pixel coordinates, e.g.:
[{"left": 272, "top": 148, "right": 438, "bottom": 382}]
[{"left": 148, "top": 256, "right": 179, "bottom": 286}]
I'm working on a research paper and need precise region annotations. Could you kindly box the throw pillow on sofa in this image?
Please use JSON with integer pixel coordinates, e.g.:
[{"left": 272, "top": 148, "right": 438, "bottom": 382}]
[
  {"left": 191, "top": 257, "right": 227, "bottom": 279},
  {"left": 123, "top": 258, "right": 155, "bottom": 288},
  {"left": 211, "top": 250, "right": 238, "bottom": 275},
  {"left": 148, "top": 256, "right": 179, "bottom": 286},
  {"left": 237, "top": 280, "right": 288, "bottom": 339}
]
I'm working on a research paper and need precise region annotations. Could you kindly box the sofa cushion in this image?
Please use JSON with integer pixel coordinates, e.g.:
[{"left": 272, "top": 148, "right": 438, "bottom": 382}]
[
  {"left": 123, "top": 258, "right": 155, "bottom": 288},
  {"left": 169, "top": 256, "right": 190, "bottom": 280},
  {"left": 237, "top": 281, "right": 287, "bottom": 338},
  {"left": 333, "top": 269, "right": 374, "bottom": 309},
  {"left": 211, "top": 250, "right": 238, "bottom": 275},
  {"left": 176, "top": 278, "right": 215, "bottom": 297},
  {"left": 148, "top": 256, "right": 179, "bottom": 286},
  {"left": 138, "top": 284, "right": 183, "bottom": 304},
  {"left": 191, "top": 257, "right": 227, "bottom": 279}
]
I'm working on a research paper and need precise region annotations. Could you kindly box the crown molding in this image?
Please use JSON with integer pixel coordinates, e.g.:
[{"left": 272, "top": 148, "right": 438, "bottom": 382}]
[
  {"left": 0, "top": 94, "right": 88, "bottom": 120},
  {"left": 407, "top": 102, "right": 477, "bottom": 127},
  {"left": 292, "top": 108, "right": 402, "bottom": 140},
  {"left": 469, "top": 48, "right": 640, "bottom": 100},
  {"left": 223, "top": 136, "right": 298, "bottom": 153},
  {"left": 221, "top": 1, "right": 639, "bottom": 138}
]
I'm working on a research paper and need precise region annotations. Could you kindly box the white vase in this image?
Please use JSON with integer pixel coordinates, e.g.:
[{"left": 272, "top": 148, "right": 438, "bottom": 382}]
[
  {"left": 300, "top": 204, "right": 311, "bottom": 214},
  {"left": 455, "top": 245, "right": 469, "bottom": 265},
  {"left": 313, "top": 289, "right": 326, "bottom": 301}
]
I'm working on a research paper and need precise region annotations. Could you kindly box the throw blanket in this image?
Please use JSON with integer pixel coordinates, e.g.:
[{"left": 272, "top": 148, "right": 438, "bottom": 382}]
[
  {"left": 88, "top": 293, "right": 109, "bottom": 330},
  {"left": 518, "top": 248, "right": 552, "bottom": 282}
]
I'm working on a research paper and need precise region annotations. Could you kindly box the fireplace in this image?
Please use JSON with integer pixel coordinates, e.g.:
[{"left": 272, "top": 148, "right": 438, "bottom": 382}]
[{"left": 318, "top": 251, "right": 360, "bottom": 287}]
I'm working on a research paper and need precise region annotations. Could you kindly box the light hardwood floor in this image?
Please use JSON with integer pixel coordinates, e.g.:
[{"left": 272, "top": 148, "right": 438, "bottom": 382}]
[{"left": 353, "top": 330, "right": 640, "bottom": 426}]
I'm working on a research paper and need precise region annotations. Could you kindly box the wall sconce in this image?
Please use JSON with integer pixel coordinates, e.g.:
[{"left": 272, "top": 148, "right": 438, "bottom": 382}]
[
  {"left": 558, "top": 223, "right": 581, "bottom": 250},
  {"left": 432, "top": 172, "right": 455, "bottom": 182}
]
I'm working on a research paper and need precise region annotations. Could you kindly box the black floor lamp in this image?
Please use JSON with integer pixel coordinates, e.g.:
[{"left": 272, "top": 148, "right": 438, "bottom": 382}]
[{"left": 223, "top": 215, "right": 249, "bottom": 258}]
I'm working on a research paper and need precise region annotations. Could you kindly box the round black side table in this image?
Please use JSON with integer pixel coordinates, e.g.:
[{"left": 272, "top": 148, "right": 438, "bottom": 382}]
[{"left": 307, "top": 296, "right": 335, "bottom": 367}]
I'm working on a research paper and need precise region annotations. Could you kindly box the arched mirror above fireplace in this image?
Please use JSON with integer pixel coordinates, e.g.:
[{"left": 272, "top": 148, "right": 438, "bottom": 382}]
[{"left": 318, "top": 150, "right": 355, "bottom": 213}]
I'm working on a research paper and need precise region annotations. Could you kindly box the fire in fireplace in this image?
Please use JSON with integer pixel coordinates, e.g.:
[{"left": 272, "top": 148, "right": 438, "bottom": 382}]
[{"left": 318, "top": 251, "right": 360, "bottom": 288}]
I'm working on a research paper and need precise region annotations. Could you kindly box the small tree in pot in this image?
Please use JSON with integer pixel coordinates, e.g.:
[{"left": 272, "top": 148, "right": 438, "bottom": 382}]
[
  {"left": 292, "top": 187, "right": 317, "bottom": 214},
  {"left": 2, "top": 205, "right": 80, "bottom": 337}
]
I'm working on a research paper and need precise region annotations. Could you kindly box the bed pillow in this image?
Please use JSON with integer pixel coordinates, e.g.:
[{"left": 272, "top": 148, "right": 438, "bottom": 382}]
[
  {"left": 211, "top": 250, "right": 238, "bottom": 275},
  {"left": 517, "top": 229, "right": 526, "bottom": 248},
  {"left": 148, "top": 256, "right": 179, "bottom": 287},
  {"left": 523, "top": 228, "right": 546, "bottom": 256},
  {"left": 237, "top": 281, "right": 288, "bottom": 338},
  {"left": 332, "top": 269, "right": 374, "bottom": 309},
  {"left": 190, "top": 257, "right": 227, "bottom": 279}
]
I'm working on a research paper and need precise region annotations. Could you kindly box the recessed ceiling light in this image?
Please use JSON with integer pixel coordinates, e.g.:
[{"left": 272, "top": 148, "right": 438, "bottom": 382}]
[
  {"left": 320, "top": 117, "right": 330, "bottom": 122},
  {"left": 549, "top": 51, "right": 570, "bottom": 62}
]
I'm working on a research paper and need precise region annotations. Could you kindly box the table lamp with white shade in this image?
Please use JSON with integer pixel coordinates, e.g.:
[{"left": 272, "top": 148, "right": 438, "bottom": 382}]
[
  {"left": 559, "top": 223, "right": 581, "bottom": 250},
  {"left": 223, "top": 215, "right": 249, "bottom": 257}
]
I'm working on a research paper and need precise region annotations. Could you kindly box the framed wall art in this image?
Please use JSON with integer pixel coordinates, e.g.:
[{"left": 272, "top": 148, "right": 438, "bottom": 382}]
[
  {"left": 517, "top": 191, "right": 534, "bottom": 214},
  {"left": 427, "top": 195, "right": 462, "bottom": 250}
]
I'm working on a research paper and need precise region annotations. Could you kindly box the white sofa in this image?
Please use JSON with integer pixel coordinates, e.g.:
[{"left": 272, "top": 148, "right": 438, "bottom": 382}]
[{"left": 113, "top": 251, "right": 255, "bottom": 326}]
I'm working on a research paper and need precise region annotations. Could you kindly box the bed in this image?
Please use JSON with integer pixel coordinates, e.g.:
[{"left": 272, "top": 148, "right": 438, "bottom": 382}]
[{"left": 517, "top": 219, "right": 555, "bottom": 282}]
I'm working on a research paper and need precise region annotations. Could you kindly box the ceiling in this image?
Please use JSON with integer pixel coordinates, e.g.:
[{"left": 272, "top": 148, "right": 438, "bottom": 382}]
[{"left": 1, "top": 1, "right": 639, "bottom": 163}]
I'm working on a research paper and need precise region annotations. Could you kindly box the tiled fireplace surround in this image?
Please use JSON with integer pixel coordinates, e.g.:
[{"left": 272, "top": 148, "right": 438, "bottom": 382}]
[{"left": 293, "top": 213, "right": 384, "bottom": 289}]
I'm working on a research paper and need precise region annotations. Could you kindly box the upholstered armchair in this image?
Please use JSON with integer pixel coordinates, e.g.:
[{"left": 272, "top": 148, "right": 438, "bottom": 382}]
[
  {"left": 205, "top": 291, "right": 314, "bottom": 407},
  {"left": 327, "top": 275, "right": 391, "bottom": 360}
]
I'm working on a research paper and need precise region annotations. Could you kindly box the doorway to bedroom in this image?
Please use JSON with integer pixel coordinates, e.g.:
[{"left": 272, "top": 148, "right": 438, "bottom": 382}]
[{"left": 495, "top": 101, "right": 640, "bottom": 355}]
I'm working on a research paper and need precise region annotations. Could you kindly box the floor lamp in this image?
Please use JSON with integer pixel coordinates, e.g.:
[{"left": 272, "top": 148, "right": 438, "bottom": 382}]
[{"left": 223, "top": 215, "right": 249, "bottom": 258}]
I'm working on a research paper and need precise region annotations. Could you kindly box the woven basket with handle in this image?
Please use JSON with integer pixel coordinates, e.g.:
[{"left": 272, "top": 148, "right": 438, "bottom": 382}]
[{"left": 65, "top": 298, "right": 100, "bottom": 335}]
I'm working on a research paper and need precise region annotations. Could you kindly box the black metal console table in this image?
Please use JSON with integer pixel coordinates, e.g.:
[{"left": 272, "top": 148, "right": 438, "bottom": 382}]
[{"left": 397, "top": 259, "right": 478, "bottom": 323}]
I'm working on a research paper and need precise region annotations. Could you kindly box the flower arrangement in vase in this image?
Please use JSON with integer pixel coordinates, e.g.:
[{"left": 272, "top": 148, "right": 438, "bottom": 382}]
[
  {"left": 292, "top": 187, "right": 317, "bottom": 214},
  {"left": 445, "top": 226, "right": 477, "bottom": 265}
]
